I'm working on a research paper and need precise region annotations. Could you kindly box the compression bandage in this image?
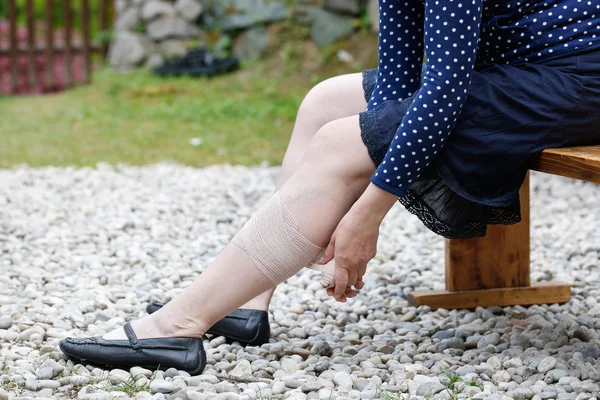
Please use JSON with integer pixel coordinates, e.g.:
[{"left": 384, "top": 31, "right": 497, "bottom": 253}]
[{"left": 232, "top": 192, "right": 334, "bottom": 287}]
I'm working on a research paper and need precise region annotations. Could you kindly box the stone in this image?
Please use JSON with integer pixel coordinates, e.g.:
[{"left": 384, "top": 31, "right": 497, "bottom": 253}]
[
  {"left": 24, "top": 377, "right": 38, "bottom": 391},
  {"left": 233, "top": 28, "right": 270, "bottom": 61},
  {"left": 35, "top": 366, "right": 54, "bottom": 379},
  {"left": 367, "top": 0, "right": 379, "bottom": 32},
  {"left": 230, "top": 360, "right": 252, "bottom": 377},
  {"left": 109, "top": 369, "right": 131, "bottom": 384},
  {"left": 0, "top": 316, "right": 12, "bottom": 330},
  {"left": 221, "top": 2, "right": 287, "bottom": 31},
  {"left": 147, "top": 17, "right": 199, "bottom": 40},
  {"left": 175, "top": 0, "right": 203, "bottom": 22},
  {"left": 312, "top": 341, "right": 333, "bottom": 357},
  {"left": 538, "top": 357, "right": 558, "bottom": 374},
  {"left": 150, "top": 380, "right": 175, "bottom": 394},
  {"left": 159, "top": 39, "right": 187, "bottom": 56},
  {"left": 581, "top": 344, "right": 600, "bottom": 359},
  {"left": 115, "top": 8, "right": 140, "bottom": 32},
  {"left": 333, "top": 371, "right": 353, "bottom": 391},
  {"left": 142, "top": 0, "right": 175, "bottom": 21},
  {"left": 323, "top": 0, "right": 361, "bottom": 15},
  {"left": 214, "top": 382, "right": 239, "bottom": 394},
  {"left": 281, "top": 358, "right": 300, "bottom": 373},
  {"left": 416, "top": 382, "right": 445, "bottom": 397},
  {"left": 109, "top": 32, "right": 154, "bottom": 68},
  {"left": 507, "top": 388, "right": 535, "bottom": 400},
  {"left": 37, "top": 380, "right": 60, "bottom": 389},
  {"left": 309, "top": 9, "right": 355, "bottom": 47},
  {"left": 130, "top": 367, "right": 153, "bottom": 378},
  {"left": 38, "top": 388, "right": 54, "bottom": 397}
]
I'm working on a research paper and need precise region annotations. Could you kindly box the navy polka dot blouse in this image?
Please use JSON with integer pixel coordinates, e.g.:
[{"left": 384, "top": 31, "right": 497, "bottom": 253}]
[{"left": 368, "top": 0, "right": 600, "bottom": 197}]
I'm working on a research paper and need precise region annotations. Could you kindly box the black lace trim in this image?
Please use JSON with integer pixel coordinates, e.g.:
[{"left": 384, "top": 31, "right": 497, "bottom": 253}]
[
  {"left": 362, "top": 69, "right": 378, "bottom": 102},
  {"left": 399, "top": 189, "right": 521, "bottom": 240},
  {"left": 359, "top": 109, "right": 383, "bottom": 167}
]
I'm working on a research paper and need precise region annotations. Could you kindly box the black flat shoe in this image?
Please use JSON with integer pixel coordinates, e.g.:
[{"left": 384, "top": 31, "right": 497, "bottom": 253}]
[
  {"left": 146, "top": 302, "right": 270, "bottom": 346},
  {"left": 59, "top": 323, "right": 206, "bottom": 375}
]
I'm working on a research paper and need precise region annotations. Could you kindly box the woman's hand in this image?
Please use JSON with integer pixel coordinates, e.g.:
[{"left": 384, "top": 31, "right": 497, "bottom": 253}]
[{"left": 319, "top": 183, "right": 399, "bottom": 302}]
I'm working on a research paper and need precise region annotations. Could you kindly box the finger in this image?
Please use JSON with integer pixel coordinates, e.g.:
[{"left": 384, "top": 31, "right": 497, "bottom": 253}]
[
  {"left": 333, "top": 263, "right": 349, "bottom": 300},
  {"left": 319, "top": 240, "right": 335, "bottom": 265},
  {"left": 347, "top": 269, "right": 358, "bottom": 288},
  {"left": 326, "top": 287, "right": 334, "bottom": 296},
  {"left": 354, "top": 279, "right": 365, "bottom": 291},
  {"left": 345, "top": 288, "right": 358, "bottom": 298}
]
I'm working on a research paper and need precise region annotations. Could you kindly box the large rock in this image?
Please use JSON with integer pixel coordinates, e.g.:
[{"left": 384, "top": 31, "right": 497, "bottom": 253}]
[
  {"left": 324, "top": 0, "right": 361, "bottom": 15},
  {"left": 115, "top": 8, "right": 140, "bottom": 32},
  {"left": 147, "top": 17, "right": 199, "bottom": 40},
  {"left": 142, "top": 0, "right": 176, "bottom": 21},
  {"left": 233, "top": 27, "right": 269, "bottom": 61},
  {"left": 175, "top": 0, "right": 203, "bottom": 22},
  {"left": 309, "top": 8, "right": 355, "bottom": 47},
  {"left": 221, "top": 1, "right": 287, "bottom": 30},
  {"left": 109, "top": 32, "right": 153, "bottom": 68},
  {"left": 367, "top": 0, "right": 379, "bottom": 33},
  {"left": 159, "top": 39, "right": 187, "bottom": 56}
]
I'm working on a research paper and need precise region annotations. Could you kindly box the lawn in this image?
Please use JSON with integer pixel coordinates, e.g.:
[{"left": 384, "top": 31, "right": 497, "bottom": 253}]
[{"left": 0, "top": 32, "right": 377, "bottom": 168}]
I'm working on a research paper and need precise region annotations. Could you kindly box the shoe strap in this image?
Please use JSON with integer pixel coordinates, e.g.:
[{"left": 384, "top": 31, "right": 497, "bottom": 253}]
[{"left": 124, "top": 322, "right": 141, "bottom": 350}]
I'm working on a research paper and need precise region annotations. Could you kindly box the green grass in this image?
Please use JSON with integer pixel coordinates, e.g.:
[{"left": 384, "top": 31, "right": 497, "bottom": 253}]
[
  {"left": 0, "top": 66, "right": 309, "bottom": 168},
  {"left": 0, "top": 28, "right": 376, "bottom": 169}
]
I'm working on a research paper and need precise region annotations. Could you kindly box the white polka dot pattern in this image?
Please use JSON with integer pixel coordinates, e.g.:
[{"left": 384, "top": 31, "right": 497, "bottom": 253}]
[{"left": 367, "top": 0, "right": 600, "bottom": 197}]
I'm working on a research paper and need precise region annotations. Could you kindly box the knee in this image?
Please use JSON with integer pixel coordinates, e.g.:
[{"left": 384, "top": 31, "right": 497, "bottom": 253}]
[
  {"left": 296, "top": 78, "right": 343, "bottom": 131},
  {"left": 305, "top": 121, "right": 373, "bottom": 181}
]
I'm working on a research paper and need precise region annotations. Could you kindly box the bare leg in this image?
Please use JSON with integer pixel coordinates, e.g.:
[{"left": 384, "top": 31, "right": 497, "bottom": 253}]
[
  {"left": 238, "top": 73, "right": 368, "bottom": 311},
  {"left": 105, "top": 114, "right": 378, "bottom": 340}
]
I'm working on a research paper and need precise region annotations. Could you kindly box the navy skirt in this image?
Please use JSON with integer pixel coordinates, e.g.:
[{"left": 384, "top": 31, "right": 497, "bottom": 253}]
[{"left": 360, "top": 49, "right": 600, "bottom": 239}]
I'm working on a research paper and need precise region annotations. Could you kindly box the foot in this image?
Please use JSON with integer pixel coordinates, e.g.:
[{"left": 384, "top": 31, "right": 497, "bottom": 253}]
[
  {"left": 146, "top": 303, "right": 270, "bottom": 346},
  {"left": 103, "top": 311, "right": 205, "bottom": 341},
  {"left": 60, "top": 323, "right": 206, "bottom": 375}
]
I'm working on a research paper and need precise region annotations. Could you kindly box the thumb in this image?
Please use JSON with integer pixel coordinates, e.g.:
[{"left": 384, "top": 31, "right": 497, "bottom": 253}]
[{"left": 319, "top": 239, "right": 335, "bottom": 265}]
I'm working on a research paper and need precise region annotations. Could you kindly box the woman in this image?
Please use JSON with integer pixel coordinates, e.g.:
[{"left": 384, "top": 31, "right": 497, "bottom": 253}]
[{"left": 60, "top": 0, "right": 600, "bottom": 374}]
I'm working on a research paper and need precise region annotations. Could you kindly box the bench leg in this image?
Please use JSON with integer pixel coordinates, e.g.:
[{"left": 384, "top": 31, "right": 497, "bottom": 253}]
[{"left": 408, "top": 174, "right": 572, "bottom": 309}]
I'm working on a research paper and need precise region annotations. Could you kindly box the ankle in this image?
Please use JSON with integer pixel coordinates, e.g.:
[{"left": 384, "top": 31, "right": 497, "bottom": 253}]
[
  {"left": 240, "top": 290, "right": 274, "bottom": 311},
  {"left": 147, "top": 313, "right": 209, "bottom": 339}
]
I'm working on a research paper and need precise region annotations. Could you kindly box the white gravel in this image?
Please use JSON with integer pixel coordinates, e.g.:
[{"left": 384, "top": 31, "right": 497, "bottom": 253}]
[{"left": 0, "top": 163, "right": 599, "bottom": 400}]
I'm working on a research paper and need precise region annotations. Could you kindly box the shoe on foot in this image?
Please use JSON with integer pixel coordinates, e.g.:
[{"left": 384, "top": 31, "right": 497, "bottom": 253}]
[
  {"left": 146, "top": 304, "right": 270, "bottom": 347},
  {"left": 59, "top": 322, "right": 206, "bottom": 375}
]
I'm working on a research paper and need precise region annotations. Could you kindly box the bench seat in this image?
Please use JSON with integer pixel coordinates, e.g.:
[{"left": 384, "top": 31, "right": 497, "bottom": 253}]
[{"left": 408, "top": 145, "right": 600, "bottom": 309}]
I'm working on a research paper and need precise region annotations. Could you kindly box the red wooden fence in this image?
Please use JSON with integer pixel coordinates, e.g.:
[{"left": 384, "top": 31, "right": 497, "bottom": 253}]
[{"left": 0, "top": 0, "right": 112, "bottom": 95}]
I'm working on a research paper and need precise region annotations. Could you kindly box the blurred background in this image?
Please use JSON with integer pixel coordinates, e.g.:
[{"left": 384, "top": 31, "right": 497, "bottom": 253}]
[{"left": 0, "top": 0, "right": 379, "bottom": 169}]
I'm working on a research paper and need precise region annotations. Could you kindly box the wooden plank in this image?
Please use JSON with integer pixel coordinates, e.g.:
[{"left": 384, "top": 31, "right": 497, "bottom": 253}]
[
  {"left": 81, "top": 0, "right": 91, "bottom": 83},
  {"left": 25, "top": 0, "right": 38, "bottom": 90},
  {"left": 444, "top": 174, "right": 530, "bottom": 292},
  {"left": 408, "top": 282, "right": 572, "bottom": 309},
  {"left": 530, "top": 146, "right": 600, "bottom": 184},
  {"left": 7, "top": 0, "right": 18, "bottom": 94},
  {"left": 63, "top": 0, "right": 73, "bottom": 87},
  {"left": 0, "top": 44, "right": 103, "bottom": 55},
  {"left": 45, "top": 0, "right": 55, "bottom": 89}
]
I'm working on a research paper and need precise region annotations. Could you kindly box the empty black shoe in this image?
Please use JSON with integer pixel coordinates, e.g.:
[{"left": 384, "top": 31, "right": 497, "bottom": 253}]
[
  {"left": 146, "top": 302, "right": 270, "bottom": 346},
  {"left": 153, "top": 47, "right": 240, "bottom": 77},
  {"left": 59, "top": 322, "right": 206, "bottom": 375}
]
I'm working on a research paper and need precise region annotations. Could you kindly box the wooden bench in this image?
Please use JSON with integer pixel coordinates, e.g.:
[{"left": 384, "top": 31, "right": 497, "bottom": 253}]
[{"left": 408, "top": 146, "right": 600, "bottom": 309}]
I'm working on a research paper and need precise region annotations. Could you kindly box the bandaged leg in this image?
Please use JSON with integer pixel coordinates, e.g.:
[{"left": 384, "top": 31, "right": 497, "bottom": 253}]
[{"left": 232, "top": 192, "right": 335, "bottom": 287}]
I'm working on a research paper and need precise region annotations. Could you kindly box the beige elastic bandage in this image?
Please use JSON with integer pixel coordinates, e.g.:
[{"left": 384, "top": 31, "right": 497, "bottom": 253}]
[{"left": 232, "top": 192, "right": 334, "bottom": 287}]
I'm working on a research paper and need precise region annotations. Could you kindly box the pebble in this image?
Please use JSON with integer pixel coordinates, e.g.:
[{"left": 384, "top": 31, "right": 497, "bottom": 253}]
[
  {"left": 149, "top": 380, "right": 175, "bottom": 394},
  {"left": 538, "top": 357, "right": 558, "bottom": 374},
  {"left": 108, "top": 369, "right": 131, "bottom": 383},
  {"left": 0, "top": 167, "right": 598, "bottom": 399},
  {"left": 0, "top": 316, "right": 12, "bottom": 330}
]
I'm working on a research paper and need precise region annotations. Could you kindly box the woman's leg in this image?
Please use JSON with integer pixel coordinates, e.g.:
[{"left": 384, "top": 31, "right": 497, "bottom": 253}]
[
  {"left": 105, "top": 113, "right": 378, "bottom": 340},
  {"left": 238, "top": 73, "right": 368, "bottom": 311}
]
